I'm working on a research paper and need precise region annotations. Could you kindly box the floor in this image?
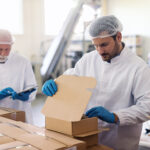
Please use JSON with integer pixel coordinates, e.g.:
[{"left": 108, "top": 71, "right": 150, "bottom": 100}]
[{"left": 31, "top": 94, "right": 150, "bottom": 150}]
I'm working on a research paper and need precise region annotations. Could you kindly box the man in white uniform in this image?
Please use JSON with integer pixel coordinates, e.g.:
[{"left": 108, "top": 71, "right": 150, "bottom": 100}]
[
  {"left": 42, "top": 15, "right": 150, "bottom": 150},
  {"left": 0, "top": 29, "right": 37, "bottom": 124}
]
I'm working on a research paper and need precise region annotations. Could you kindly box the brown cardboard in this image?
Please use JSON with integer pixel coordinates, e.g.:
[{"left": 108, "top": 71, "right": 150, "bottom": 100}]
[
  {"left": 9, "top": 145, "right": 39, "bottom": 150},
  {"left": 0, "top": 107, "right": 25, "bottom": 122},
  {"left": 45, "top": 117, "right": 98, "bottom": 136},
  {"left": 0, "top": 124, "right": 67, "bottom": 150},
  {"left": 75, "top": 128, "right": 109, "bottom": 147},
  {"left": 0, "top": 135, "right": 15, "bottom": 144},
  {"left": 74, "top": 128, "right": 109, "bottom": 137},
  {"left": 0, "top": 141, "right": 27, "bottom": 150},
  {"left": 42, "top": 75, "right": 97, "bottom": 136},
  {"left": 87, "top": 145, "right": 113, "bottom": 150},
  {"left": 9, "top": 145, "right": 38, "bottom": 150},
  {"left": 0, "top": 117, "right": 86, "bottom": 150},
  {"left": 76, "top": 134, "right": 98, "bottom": 147}
]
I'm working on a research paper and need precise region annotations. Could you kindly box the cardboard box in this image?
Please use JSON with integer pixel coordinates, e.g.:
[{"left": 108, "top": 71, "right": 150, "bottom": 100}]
[
  {"left": 0, "top": 135, "right": 15, "bottom": 144},
  {"left": 42, "top": 75, "right": 98, "bottom": 136},
  {"left": 75, "top": 128, "right": 109, "bottom": 147},
  {"left": 0, "top": 117, "right": 86, "bottom": 150},
  {"left": 0, "top": 107, "right": 25, "bottom": 122},
  {"left": 0, "top": 141, "right": 31, "bottom": 150},
  {"left": 87, "top": 145, "right": 113, "bottom": 150},
  {"left": 9, "top": 145, "right": 39, "bottom": 150},
  {"left": 76, "top": 133, "right": 98, "bottom": 147},
  {"left": 45, "top": 116, "right": 98, "bottom": 136}
]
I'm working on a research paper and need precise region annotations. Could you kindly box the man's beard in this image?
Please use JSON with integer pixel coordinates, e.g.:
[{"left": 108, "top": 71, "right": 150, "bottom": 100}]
[
  {"left": 0, "top": 55, "right": 8, "bottom": 63},
  {"left": 101, "top": 42, "right": 120, "bottom": 63}
]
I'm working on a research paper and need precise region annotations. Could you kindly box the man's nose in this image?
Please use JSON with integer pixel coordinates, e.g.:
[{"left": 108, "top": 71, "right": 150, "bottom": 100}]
[
  {"left": 0, "top": 50, "right": 6, "bottom": 56},
  {"left": 97, "top": 46, "right": 105, "bottom": 54}
]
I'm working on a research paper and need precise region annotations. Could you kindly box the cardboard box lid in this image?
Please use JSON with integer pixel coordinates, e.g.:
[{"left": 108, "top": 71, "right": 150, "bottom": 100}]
[{"left": 42, "top": 75, "right": 96, "bottom": 121}]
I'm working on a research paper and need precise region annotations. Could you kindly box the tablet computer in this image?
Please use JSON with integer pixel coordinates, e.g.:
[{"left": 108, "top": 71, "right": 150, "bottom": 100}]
[{"left": 17, "top": 85, "right": 38, "bottom": 95}]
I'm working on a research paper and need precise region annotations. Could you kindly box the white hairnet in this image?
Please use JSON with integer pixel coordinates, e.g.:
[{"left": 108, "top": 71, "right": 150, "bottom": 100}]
[
  {"left": 0, "top": 29, "right": 15, "bottom": 45},
  {"left": 89, "top": 15, "right": 123, "bottom": 39}
]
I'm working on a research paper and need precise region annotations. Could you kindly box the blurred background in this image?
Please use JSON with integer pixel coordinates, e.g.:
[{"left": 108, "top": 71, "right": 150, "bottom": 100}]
[{"left": 0, "top": 0, "right": 150, "bottom": 149}]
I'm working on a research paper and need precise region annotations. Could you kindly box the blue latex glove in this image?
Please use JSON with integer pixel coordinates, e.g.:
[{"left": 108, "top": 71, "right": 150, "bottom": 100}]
[
  {"left": 0, "top": 87, "right": 14, "bottom": 100},
  {"left": 12, "top": 88, "right": 36, "bottom": 101},
  {"left": 85, "top": 106, "right": 115, "bottom": 123},
  {"left": 42, "top": 79, "right": 57, "bottom": 96}
]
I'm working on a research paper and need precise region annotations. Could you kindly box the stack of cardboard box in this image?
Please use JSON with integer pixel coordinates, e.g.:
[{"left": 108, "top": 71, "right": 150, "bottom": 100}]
[
  {"left": 0, "top": 116, "right": 86, "bottom": 150},
  {"left": 42, "top": 75, "right": 113, "bottom": 150}
]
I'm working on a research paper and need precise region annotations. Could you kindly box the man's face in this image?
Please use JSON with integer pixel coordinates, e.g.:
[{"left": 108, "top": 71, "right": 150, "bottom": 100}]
[
  {"left": 92, "top": 33, "right": 122, "bottom": 62},
  {"left": 0, "top": 44, "right": 11, "bottom": 63},
  {"left": 0, "top": 44, "right": 11, "bottom": 56}
]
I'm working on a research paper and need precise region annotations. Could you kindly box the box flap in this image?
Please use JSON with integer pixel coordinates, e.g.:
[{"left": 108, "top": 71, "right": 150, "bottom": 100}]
[
  {"left": 0, "top": 136, "right": 15, "bottom": 144},
  {"left": 42, "top": 75, "right": 96, "bottom": 121},
  {"left": 0, "top": 107, "right": 19, "bottom": 113},
  {"left": 9, "top": 145, "right": 39, "bottom": 150},
  {"left": 0, "top": 141, "right": 27, "bottom": 150},
  {"left": 75, "top": 130, "right": 102, "bottom": 137},
  {"left": 0, "top": 109, "right": 8, "bottom": 115},
  {"left": 75, "top": 128, "right": 109, "bottom": 137}
]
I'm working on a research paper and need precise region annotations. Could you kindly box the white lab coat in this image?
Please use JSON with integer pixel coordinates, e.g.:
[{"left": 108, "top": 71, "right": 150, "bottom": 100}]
[
  {"left": 64, "top": 46, "right": 150, "bottom": 150},
  {"left": 0, "top": 52, "right": 37, "bottom": 124}
]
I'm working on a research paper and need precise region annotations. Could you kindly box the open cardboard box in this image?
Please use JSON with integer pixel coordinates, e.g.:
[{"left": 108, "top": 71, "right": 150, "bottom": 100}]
[
  {"left": 42, "top": 75, "right": 98, "bottom": 136},
  {"left": 0, "top": 116, "right": 86, "bottom": 150},
  {"left": 0, "top": 107, "right": 25, "bottom": 122}
]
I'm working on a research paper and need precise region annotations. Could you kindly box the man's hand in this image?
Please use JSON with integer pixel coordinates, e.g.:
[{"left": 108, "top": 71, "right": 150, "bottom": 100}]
[
  {"left": 85, "top": 106, "right": 117, "bottom": 123},
  {"left": 12, "top": 88, "right": 36, "bottom": 101},
  {"left": 0, "top": 87, "right": 14, "bottom": 100},
  {"left": 42, "top": 80, "right": 57, "bottom": 96}
]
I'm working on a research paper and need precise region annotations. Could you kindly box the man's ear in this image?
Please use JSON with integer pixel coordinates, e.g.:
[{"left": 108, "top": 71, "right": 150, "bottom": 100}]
[{"left": 116, "top": 32, "right": 122, "bottom": 42}]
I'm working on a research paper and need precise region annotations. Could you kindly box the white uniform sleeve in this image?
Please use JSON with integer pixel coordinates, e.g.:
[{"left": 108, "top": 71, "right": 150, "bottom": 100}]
[
  {"left": 24, "top": 60, "right": 37, "bottom": 102},
  {"left": 115, "top": 65, "right": 150, "bottom": 126}
]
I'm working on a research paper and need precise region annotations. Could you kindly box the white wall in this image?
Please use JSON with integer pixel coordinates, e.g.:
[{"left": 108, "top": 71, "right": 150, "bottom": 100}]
[
  {"left": 12, "top": 0, "right": 52, "bottom": 61},
  {"left": 106, "top": 0, "right": 150, "bottom": 60}
]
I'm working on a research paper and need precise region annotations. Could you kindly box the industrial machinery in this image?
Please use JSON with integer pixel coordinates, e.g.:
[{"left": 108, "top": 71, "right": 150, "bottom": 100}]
[{"left": 40, "top": 0, "right": 101, "bottom": 82}]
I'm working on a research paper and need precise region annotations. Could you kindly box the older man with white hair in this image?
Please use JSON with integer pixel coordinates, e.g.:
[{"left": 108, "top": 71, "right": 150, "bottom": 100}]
[{"left": 0, "top": 29, "right": 37, "bottom": 124}]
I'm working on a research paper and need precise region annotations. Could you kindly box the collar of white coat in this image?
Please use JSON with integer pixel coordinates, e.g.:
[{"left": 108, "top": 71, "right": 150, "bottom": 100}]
[{"left": 103, "top": 46, "right": 130, "bottom": 65}]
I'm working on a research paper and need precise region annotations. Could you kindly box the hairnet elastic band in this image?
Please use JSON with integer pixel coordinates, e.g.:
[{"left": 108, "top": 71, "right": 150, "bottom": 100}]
[{"left": 91, "top": 32, "right": 118, "bottom": 39}]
